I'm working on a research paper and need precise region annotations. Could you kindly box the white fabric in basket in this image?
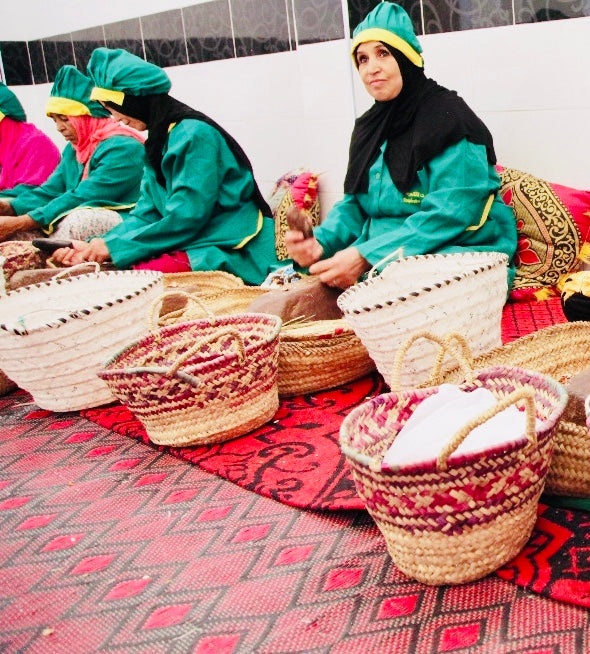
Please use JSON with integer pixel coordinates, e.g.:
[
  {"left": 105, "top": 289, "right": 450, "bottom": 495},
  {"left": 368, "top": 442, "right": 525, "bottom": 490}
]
[{"left": 382, "top": 384, "right": 533, "bottom": 468}]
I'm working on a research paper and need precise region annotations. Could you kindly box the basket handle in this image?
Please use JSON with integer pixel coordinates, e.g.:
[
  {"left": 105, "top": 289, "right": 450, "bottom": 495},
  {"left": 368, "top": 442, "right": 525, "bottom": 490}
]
[
  {"left": 166, "top": 326, "right": 246, "bottom": 376},
  {"left": 367, "top": 247, "right": 404, "bottom": 279},
  {"left": 390, "top": 331, "right": 475, "bottom": 391},
  {"left": 51, "top": 261, "right": 101, "bottom": 279},
  {"left": 437, "top": 387, "right": 537, "bottom": 471},
  {"left": 149, "top": 290, "right": 215, "bottom": 330}
]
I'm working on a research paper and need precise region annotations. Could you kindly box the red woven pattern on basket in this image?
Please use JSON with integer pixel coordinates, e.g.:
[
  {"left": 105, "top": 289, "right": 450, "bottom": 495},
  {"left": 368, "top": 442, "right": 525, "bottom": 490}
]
[{"left": 341, "top": 367, "right": 567, "bottom": 536}]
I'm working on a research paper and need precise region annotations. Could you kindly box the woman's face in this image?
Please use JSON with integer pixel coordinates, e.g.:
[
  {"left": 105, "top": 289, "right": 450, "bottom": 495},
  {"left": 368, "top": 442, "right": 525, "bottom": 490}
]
[
  {"left": 356, "top": 41, "right": 403, "bottom": 102},
  {"left": 50, "top": 113, "right": 77, "bottom": 143},
  {"left": 103, "top": 105, "right": 147, "bottom": 132}
]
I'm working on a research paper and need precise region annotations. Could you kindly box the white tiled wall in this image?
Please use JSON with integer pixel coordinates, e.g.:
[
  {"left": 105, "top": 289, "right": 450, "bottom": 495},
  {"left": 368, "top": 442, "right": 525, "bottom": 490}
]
[{"left": 3, "top": 2, "right": 589, "bottom": 217}]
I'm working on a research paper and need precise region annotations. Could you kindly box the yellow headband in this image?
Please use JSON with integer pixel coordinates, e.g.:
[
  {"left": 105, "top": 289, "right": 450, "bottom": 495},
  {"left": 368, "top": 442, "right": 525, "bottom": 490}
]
[
  {"left": 45, "top": 96, "right": 91, "bottom": 117},
  {"left": 90, "top": 87, "right": 125, "bottom": 106},
  {"left": 351, "top": 28, "right": 424, "bottom": 68}
]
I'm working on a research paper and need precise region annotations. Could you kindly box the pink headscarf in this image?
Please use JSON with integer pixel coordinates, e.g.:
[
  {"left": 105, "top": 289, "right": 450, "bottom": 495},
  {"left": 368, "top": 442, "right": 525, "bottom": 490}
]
[
  {"left": 0, "top": 116, "right": 61, "bottom": 190},
  {"left": 67, "top": 115, "right": 146, "bottom": 180}
]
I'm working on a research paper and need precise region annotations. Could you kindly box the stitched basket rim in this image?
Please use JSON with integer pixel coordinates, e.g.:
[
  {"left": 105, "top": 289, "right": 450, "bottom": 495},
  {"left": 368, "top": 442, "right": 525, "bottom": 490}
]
[
  {"left": 338, "top": 252, "right": 509, "bottom": 314},
  {"left": 0, "top": 270, "right": 163, "bottom": 336}
]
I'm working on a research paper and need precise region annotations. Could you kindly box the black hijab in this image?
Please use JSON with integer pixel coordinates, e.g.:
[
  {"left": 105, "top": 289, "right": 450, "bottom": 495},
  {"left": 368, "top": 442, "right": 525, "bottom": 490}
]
[
  {"left": 343, "top": 46, "right": 496, "bottom": 195},
  {"left": 105, "top": 94, "right": 272, "bottom": 217}
]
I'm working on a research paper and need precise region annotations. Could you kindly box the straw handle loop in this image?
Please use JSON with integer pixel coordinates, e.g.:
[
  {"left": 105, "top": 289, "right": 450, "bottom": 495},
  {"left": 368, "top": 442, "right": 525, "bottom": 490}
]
[
  {"left": 391, "top": 331, "right": 474, "bottom": 391},
  {"left": 149, "top": 290, "right": 215, "bottom": 330},
  {"left": 437, "top": 388, "right": 537, "bottom": 471},
  {"left": 52, "top": 261, "right": 101, "bottom": 279},
  {"left": 367, "top": 247, "right": 404, "bottom": 279},
  {"left": 167, "top": 327, "right": 245, "bottom": 376}
]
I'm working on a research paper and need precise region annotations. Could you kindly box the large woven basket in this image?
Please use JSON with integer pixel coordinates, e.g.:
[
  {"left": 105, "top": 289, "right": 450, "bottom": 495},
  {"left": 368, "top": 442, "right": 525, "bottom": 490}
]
[
  {"left": 157, "top": 287, "right": 375, "bottom": 396},
  {"left": 0, "top": 270, "right": 164, "bottom": 411},
  {"left": 340, "top": 341, "right": 567, "bottom": 585},
  {"left": 438, "top": 322, "right": 590, "bottom": 497},
  {"left": 337, "top": 252, "right": 509, "bottom": 388},
  {"left": 98, "top": 313, "right": 282, "bottom": 447}
]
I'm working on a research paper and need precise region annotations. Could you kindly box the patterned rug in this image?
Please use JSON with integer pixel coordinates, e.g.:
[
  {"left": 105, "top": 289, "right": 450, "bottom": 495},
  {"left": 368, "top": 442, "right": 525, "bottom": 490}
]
[{"left": 2, "top": 397, "right": 589, "bottom": 652}]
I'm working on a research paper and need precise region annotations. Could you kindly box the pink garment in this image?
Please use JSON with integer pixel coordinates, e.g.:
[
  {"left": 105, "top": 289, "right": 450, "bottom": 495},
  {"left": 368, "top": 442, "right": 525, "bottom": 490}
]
[
  {"left": 132, "top": 251, "right": 192, "bottom": 273},
  {"left": 0, "top": 116, "right": 60, "bottom": 191},
  {"left": 68, "top": 115, "right": 146, "bottom": 180}
]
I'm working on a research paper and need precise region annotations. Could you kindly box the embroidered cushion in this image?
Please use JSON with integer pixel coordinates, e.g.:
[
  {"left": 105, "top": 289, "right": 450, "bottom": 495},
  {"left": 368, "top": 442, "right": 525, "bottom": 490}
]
[
  {"left": 498, "top": 167, "right": 587, "bottom": 302},
  {"left": 267, "top": 169, "right": 320, "bottom": 261}
]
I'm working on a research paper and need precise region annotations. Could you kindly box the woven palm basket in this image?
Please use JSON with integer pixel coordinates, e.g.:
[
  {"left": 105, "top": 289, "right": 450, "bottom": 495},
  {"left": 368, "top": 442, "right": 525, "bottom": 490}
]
[
  {"left": 158, "top": 285, "right": 375, "bottom": 397},
  {"left": 164, "top": 270, "right": 245, "bottom": 294},
  {"left": 340, "top": 357, "right": 567, "bottom": 585},
  {"left": 337, "top": 252, "right": 509, "bottom": 388},
  {"left": 0, "top": 270, "right": 164, "bottom": 411},
  {"left": 437, "top": 322, "right": 590, "bottom": 497},
  {"left": 98, "top": 313, "right": 282, "bottom": 447}
]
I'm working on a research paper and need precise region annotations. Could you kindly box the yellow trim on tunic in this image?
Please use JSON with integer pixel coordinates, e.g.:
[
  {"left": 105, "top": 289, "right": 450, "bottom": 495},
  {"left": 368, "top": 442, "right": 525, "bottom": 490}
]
[
  {"left": 233, "top": 210, "right": 264, "bottom": 249},
  {"left": 351, "top": 28, "right": 424, "bottom": 68},
  {"left": 0, "top": 111, "right": 5, "bottom": 122},
  {"left": 465, "top": 193, "right": 494, "bottom": 232},
  {"left": 90, "top": 87, "right": 125, "bottom": 106},
  {"left": 45, "top": 96, "right": 91, "bottom": 117}
]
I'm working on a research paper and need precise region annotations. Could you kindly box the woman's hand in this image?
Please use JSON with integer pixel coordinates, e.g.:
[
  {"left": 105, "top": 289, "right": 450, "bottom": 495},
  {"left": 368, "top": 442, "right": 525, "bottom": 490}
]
[
  {"left": 309, "top": 247, "right": 370, "bottom": 289},
  {"left": 285, "top": 229, "right": 323, "bottom": 268},
  {"left": 51, "top": 238, "right": 111, "bottom": 266},
  {"left": 0, "top": 200, "right": 15, "bottom": 216}
]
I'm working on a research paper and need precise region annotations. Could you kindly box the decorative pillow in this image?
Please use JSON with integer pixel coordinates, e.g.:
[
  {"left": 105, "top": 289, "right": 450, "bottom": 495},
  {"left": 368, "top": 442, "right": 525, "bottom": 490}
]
[
  {"left": 498, "top": 167, "right": 585, "bottom": 302},
  {"left": 267, "top": 168, "right": 320, "bottom": 261}
]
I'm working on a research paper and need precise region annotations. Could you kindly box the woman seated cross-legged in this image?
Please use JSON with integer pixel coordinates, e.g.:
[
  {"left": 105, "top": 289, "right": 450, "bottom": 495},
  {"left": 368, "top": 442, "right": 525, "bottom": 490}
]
[{"left": 51, "top": 48, "right": 281, "bottom": 285}]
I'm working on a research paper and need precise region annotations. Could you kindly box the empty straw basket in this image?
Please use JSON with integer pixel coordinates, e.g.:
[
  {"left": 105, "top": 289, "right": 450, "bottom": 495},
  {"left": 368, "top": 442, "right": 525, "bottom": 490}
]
[
  {"left": 337, "top": 251, "right": 509, "bottom": 388},
  {"left": 98, "top": 312, "right": 282, "bottom": 447},
  {"left": 0, "top": 269, "right": 164, "bottom": 411},
  {"left": 339, "top": 332, "right": 567, "bottom": 585},
  {"left": 437, "top": 322, "right": 590, "bottom": 497}
]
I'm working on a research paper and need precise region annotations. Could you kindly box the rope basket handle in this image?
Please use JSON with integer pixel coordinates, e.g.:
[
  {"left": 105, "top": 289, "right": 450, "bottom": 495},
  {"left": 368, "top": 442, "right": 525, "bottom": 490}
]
[
  {"left": 149, "top": 290, "right": 216, "bottom": 330},
  {"left": 437, "top": 387, "right": 537, "bottom": 471},
  {"left": 367, "top": 247, "right": 404, "bottom": 279},
  {"left": 52, "top": 261, "right": 101, "bottom": 279},
  {"left": 166, "top": 326, "right": 246, "bottom": 376},
  {"left": 390, "top": 330, "right": 475, "bottom": 391}
]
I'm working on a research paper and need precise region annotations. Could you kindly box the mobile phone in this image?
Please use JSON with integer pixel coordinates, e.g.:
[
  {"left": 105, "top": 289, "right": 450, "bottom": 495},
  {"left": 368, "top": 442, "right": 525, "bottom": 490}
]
[{"left": 32, "top": 239, "right": 74, "bottom": 255}]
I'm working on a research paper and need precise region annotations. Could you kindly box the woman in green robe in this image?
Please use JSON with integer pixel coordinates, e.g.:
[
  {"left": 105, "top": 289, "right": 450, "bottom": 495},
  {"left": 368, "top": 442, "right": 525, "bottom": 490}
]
[
  {"left": 286, "top": 2, "right": 517, "bottom": 289},
  {"left": 53, "top": 48, "right": 280, "bottom": 285},
  {"left": 0, "top": 66, "right": 145, "bottom": 241}
]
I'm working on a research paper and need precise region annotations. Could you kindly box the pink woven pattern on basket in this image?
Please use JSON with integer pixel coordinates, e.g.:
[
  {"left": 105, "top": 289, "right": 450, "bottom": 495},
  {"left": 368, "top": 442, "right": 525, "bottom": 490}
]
[
  {"left": 340, "top": 365, "right": 568, "bottom": 585},
  {"left": 98, "top": 313, "right": 282, "bottom": 447}
]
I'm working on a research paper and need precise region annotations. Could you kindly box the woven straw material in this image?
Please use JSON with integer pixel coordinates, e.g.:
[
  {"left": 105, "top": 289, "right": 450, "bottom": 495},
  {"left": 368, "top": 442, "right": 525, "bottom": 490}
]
[
  {"left": 438, "top": 322, "right": 590, "bottom": 497},
  {"left": 278, "top": 319, "right": 375, "bottom": 396},
  {"left": 98, "top": 313, "right": 282, "bottom": 447},
  {"left": 0, "top": 270, "right": 164, "bottom": 411},
  {"left": 164, "top": 270, "right": 245, "bottom": 294},
  {"left": 340, "top": 365, "right": 567, "bottom": 585},
  {"left": 156, "top": 288, "right": 374, "bottom": 397},
  {"left": 337, "top": 252, "right": 509, "bottom": 388}
]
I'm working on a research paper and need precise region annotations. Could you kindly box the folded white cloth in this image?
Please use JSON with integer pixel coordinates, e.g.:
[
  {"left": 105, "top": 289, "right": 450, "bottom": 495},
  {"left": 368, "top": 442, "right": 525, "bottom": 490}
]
[{"left": 382, "top": 384, "right": 534, "bottom": 468}]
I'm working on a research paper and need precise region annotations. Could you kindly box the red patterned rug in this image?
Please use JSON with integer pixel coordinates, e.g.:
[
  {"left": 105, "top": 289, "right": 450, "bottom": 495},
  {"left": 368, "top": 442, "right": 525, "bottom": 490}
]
[{"left": 77, "top": 298, "right": 590, "bottom": 609}]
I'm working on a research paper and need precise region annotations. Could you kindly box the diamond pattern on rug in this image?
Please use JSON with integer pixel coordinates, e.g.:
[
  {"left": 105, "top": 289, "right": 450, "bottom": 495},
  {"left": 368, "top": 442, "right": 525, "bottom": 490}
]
[{"left": 1, "top": 400, "right": 589, "bottom": 652}]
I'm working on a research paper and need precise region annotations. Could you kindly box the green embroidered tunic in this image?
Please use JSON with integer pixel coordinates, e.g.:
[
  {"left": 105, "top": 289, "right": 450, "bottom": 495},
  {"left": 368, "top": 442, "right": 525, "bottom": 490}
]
[
  {"left": 10, "top": 135, "right": 144, "bottom": 232},
  {"left": 103, "top": 119, "right": 279, "bottom": 285},
  {"left": 315, "top": 138, "right": 517, "bottom": 286}
]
